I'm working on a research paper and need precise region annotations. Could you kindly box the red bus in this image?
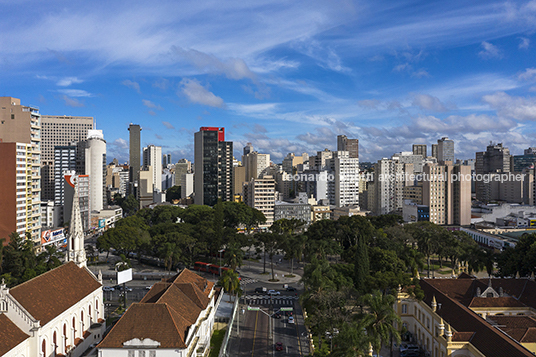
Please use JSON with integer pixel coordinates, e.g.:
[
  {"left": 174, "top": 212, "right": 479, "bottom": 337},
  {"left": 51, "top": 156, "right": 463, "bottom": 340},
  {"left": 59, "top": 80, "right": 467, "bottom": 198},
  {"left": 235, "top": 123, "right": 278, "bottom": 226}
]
[{"left": 194, "top": 261, "right": 211, "bottom": 272}]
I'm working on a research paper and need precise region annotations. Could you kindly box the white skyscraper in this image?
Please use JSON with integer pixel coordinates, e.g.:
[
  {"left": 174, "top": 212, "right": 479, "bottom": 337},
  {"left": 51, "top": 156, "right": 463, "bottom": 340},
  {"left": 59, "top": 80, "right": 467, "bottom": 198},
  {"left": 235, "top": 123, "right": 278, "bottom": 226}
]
[
  {"left": 85, "top": 130, "right": 106, "bottom": 212},
  {"left": 143, "top": 145, "right": 162, "bottom": 191}
]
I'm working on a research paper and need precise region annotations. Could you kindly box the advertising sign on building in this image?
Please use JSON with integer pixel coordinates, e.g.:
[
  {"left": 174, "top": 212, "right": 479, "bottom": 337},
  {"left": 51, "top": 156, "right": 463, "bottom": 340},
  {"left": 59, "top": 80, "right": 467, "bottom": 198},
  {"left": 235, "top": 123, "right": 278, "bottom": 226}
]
[
  {"left": 41, "top": 228, "right": 65, "bottom": 246},
  {"left": 99, "top": 219, "right": 105, "bottom": 228}
]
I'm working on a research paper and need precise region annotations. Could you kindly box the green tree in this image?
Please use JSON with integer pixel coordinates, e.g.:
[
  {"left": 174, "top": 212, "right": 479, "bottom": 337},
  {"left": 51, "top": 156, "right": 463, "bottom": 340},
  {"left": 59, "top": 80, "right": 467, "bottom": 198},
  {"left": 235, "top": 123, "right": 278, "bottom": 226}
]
[
  {"left": 224, "top": 242, "right": 244, "bottom": 270},
  {"left": 166, "top": 185, "right": 181, "bottom": 202},
  {"left": 354, "top": 235, "right": 369, "bottom": 294},
  {"left": 361, "top": 291, "right": 401, "bottom": 356},
  {"left": 121, "top": 194, "right": 139, "bottom": 216},
  {"left": 219, "top": 269, "right": 241, "bottom": 300}
]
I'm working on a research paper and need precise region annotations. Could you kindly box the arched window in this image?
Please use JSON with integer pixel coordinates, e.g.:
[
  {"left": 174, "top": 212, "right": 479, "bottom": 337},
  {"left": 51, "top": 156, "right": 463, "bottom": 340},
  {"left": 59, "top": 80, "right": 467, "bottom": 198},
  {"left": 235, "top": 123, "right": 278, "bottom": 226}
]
[
  {"left": 89, "top": 305, "right": 92, "bottom": 321},
  {"left": 72, "top": 317, "right": 76, "bottom": 338},
  {"left": 81, "top": 311, "right": 84, "bottom": 331},
  {"left": 53, "top": 331, "right": 57, "bottom": 356},
  {"left": 63, "top": 324, "right": 67, "bottom": 351},
  {"left": 42, "top": 339, "right": 46, "bottom": 357}
]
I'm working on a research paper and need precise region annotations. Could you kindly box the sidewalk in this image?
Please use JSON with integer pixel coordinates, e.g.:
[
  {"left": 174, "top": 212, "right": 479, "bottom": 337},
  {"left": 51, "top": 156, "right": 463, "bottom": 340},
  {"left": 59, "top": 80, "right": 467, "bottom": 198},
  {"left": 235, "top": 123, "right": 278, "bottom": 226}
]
[{"left": 238, "top": 262, "right": 302, "bottom": 285}]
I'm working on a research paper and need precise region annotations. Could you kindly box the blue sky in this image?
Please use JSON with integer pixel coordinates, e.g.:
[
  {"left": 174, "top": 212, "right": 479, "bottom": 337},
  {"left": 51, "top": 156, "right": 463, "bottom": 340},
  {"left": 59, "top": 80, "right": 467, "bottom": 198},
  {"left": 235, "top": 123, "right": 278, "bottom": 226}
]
[{"left": 2, "top": 0, "right": 536, "bottom": 163}]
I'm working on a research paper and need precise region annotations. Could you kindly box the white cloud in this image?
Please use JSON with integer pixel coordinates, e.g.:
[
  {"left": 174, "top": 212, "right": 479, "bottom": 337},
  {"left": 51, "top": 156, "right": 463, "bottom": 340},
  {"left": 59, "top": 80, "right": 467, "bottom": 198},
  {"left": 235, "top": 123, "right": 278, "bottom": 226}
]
[
  {"left": 179, "top": 79, "right": 225, "bottom": 108},
  {"left": 358, "top": 99, "right": 381, "bottom": 109},
  {"left": 142, "top": 99, "right": 163, "bottom": 110},
  {"left": 518, "top": 68, "right": 536, "bottom": 81},
  {"left": 162, "top": 121, "right": 175, "bottom": 130},
  {"left": 57, "top": 89, "right": 92, "bottom": 97},
  {"left": 412, "top": 69, "right": 430, "bottom": 78},
  {"left": 412, "top": 94, "right": 447, "bottom": 112},
  {"left": 122, "top": 80, "right": 140, "bottom": 93},
  {"left": 61, "top": 95, "right": 84, "bottom": 107},
  {"left": 482, "top": 92, "right": 536, "bottom": 121},
  {"left": 479, "top": 41, "right": 501, "bottom": 59},
  {"left": 57, "top": 77, "right": 83, "bottom": 86},
  {"left": 393, "top": 63, "right": 410, "bottom": 72},
  {"left": 519, "top": 37, "right": 530, "bottom": 49}
]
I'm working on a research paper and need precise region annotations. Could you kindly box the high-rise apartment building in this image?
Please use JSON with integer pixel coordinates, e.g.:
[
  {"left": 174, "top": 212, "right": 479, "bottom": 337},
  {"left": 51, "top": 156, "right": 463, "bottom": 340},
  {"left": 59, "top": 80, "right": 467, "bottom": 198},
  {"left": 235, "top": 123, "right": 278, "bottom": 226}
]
[
  {"left": 64, "top": 173, "right": 90, "bottom": 231},
  {"left": 243, "top": 142, "right": 254, "bottom": 156},
  {"left": 143, "top": 145, "right": 162, "bottom": 192},
  {"left": 412, "top": 144, "right": 427, "bottom": 157},
  {"left": 128, "top": 124, "right": 142, "bottom": 194},
  {"left": 422, "top": 163, "right": 471, "bottom": 225},
  {"left": 437, "top": 137, "right": 455, "bottom": 164},
  {"left": 475, "top": 143, "right": 511, "bottom": 202},
  {"left": 40, "top": 115, "right": 94, "bottom": 200},
  {"left": 54, "top": 145, "right": 77, "bottom": 206},
  {"left": 244, "top": 175, "right": 275, "bottom": 226},
  {"left": 194, "top": 127, "right": 233, "bottom": 206},
  {"left": 371, "top": 158, "right": 404, "bottom": 215},
  {"left": 282, "top": 153, "right": 304, "bottom": 174},
  {"left": 0, "top": 97, "right": 42, "bottom": 244},
  {"left": 84, "top": 130, "right": 106, "bottom": 212},
  {"left": 431, "top": 144, "right": 438, "bottom": 159},
  {"left": 174, "top": 159, "right": 192, "bottom": 186},
  {"left": 243, "top": 151, "right": 270, "bottom": 182},
  {"left": 337, "top": 135, "right": 359, "bottom": 158},
  {"left": 327, "top": 151, "right": 360, "bottom": 207}
]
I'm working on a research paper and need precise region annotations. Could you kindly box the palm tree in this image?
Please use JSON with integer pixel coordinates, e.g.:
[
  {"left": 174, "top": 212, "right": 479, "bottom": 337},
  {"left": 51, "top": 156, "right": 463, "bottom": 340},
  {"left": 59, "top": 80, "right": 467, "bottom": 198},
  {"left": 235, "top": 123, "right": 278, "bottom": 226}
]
[
  {"left": 224, "top": 242, "right": 244, "bottom": 271},
  {"left": 219, "top": 269, "right": 241, "bottom": 301},
  {"left": 361, "top": 291, "right": 401, "bottom": 357}
]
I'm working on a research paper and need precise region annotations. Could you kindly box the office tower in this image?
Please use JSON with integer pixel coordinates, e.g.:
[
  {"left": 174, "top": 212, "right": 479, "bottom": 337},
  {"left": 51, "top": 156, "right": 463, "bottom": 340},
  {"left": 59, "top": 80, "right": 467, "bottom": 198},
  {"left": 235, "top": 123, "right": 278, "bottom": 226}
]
[
  {"left": 511, "top": 147, "right": 536, "bottom": 172},
  {"left": 422, "top": 163, "right": 471, "bottom": 225},
  {"left": 233, "top": 165, "right": 246, "bottom": 198},
  {"left": 337, "top": 135, "right": 359, "bottom": 158},
  {"left": 475, "top": 143, "right": 510, "bottom": 202},
  {"left": 392, "top": 151, "right": 425, "bottom": 174},
  {"left": 40, "top": 115, "right": 94, "bottom": 201},
  {"left": 139, "top": 169, "right": 154, "bottom": 208},
  {"left": 167, "top": 154, "right": 171, "bottom": 166},
  {"left": 412, "top": 144, "right": 427, "bottom": 157},
  {"left": 372, "top": 158, "right": 404, "bottom": 215},
  {"left": 243, "top": 142, "right": 254, "bottom": 156},
  {"left": 437, "top": 137, "right": 455, "bottom": 164},
  {"left": 128, "top": 124, "right": 142, "bottom": 193},
  {"left": 0, "top": 97, "right": 42, "bottom": 244},
  {"left": 181, "top": 172, "right": 194, "bottom": 199},
  {"left": 143, "top": 145, "right": 162, "bottom": 191},
  {"left": 163, "top": 154, "right": 168, "bottom": 167},
  {"left": 244, "top": 176, "right": 275, "bottom": 226},
  {"left": 174, "top": 159, "right": 192, "bottom": 186},
  {"left": 85, "top": 130, "right": 106, "bottom": 212},
  {"left": 106, "top": 162, "right": 129, "bottom": 197},
  {"left": 54, "top": 145, "right": 77, "bottom": 205},
  {"left": 282, "top": 153, "right": 304, "bottom": 174},
  {"left": 311, "top": 149, "right": 333, "bottom": 171},
  {"left": 243, "top": 151, "right": 270, "bottom": 182},
  {"left": 431, "top": 144, "right": 438, "bottom": 159},
  {"left": 327, "top": 151, "right": 360, "bottom": 207},
  {"left": 194, "top": 127, "right": 233, "bottom": 206}
]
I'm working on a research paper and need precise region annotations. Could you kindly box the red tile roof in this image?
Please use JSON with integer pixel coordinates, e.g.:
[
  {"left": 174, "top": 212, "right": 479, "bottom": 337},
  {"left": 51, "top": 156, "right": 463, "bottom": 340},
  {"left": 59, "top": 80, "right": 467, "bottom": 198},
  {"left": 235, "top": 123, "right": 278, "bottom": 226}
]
[
  {"left": 0, "top": 314, "right": 29, "bottom": 356},
  {"left": 98, "top": 303, "right": 190, "bottom": 349},
  {"left": 420, "top": 279, "right": 534, "bottom": 357},
  {"left": 9, "top": 262, "right": 101, "bottom": 325},
  {"left": 487, "top": 316, "right": 536, "bottom": 343},
  {"left": 469, "top": 297, "right": 526, "bottom": 308},
  {"left": 99, "top": 269, "right": 214, "bottom": 349},
  {"left": 452, "top": 332, "right": 475, "bottom": 341}
]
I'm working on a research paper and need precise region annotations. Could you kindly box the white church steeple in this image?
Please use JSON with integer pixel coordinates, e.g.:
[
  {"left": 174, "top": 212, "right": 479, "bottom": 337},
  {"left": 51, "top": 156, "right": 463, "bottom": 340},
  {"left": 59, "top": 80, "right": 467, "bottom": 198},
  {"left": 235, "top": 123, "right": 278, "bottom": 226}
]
[{"left": 68, "top": 176, "right": 87, "bottom": 268}]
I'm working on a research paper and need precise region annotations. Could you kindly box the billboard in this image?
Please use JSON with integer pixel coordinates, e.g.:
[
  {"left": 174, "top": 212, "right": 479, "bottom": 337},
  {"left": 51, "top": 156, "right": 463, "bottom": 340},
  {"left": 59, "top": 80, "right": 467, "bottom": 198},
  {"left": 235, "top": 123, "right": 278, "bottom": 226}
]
[
  {"left": 98, "top": 219, "right": 105, "bottom": 228},
  {"left": 41, "top": 228, "right": 65, "bottom": 246},
  {"left": 117, "top": 268, "right": 133, "bottom": 285}
]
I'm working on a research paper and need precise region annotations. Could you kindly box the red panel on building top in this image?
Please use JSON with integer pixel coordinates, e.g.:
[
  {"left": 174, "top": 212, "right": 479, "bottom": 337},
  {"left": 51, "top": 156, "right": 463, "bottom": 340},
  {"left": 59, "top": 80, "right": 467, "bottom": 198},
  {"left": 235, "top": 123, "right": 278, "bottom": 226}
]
[{"left": 200, "top": 127, "right": 225, "bottom": 141}]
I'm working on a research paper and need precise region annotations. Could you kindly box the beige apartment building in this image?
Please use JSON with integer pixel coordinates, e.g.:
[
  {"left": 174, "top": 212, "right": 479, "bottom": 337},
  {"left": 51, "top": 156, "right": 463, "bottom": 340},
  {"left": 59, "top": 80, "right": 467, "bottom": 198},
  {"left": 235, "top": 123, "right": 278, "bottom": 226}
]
[
  {"left": 0, "top": 97, "right": 42, "bottom": 244},
  {"left": 244, "top": 175, "right": 276, "bottom": 226},
  {"left": 40, "top": 115, "right": 94, "bottom": 201}
]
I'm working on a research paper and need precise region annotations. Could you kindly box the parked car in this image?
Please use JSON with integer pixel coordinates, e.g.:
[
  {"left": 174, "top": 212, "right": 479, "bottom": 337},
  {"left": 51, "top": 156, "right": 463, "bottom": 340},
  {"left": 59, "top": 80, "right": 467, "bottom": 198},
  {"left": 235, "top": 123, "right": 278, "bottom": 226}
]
[
  {"left": 400, "top": 344, "right": 419, "bottom": 353},
  {"left": 121, "top": 286, "right": 133, "bottom": 292},
  {"left": 268, "top": 289, "right": 280, "bottom": 295},
  {"left": 286, "top": 286, "right": 297, "bottom": 291},
  {"left": 275, "top": 342, "right": 284, "bottom": 351},
  {"left": 255, "top": 287, "right": 267, "bottom": 294},
  {"left": 103, "top": 286, "right": 114, "bottom": 292},
  {"left": 145, "top": 285, "right": 153, "bottom": 290},
  {"left": 288, "top": 316, "right": 295, "bottom": 324}
]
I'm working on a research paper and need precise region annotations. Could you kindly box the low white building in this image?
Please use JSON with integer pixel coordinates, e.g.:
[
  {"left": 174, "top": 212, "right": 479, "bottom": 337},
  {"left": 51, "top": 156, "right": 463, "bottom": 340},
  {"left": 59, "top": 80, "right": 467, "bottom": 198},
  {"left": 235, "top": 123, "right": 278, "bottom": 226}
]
[
  {"left": 0, "top": 262, "right": 105, "bottom": 357},
  {"left": 98, "top": 269, "right": 221, "bottom": 357}
]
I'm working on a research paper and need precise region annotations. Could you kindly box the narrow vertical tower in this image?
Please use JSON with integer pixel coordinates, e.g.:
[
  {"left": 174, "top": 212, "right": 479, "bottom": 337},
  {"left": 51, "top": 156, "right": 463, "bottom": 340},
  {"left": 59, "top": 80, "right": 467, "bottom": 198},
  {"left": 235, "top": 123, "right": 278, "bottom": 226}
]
[{"left": 68, "top": 177, "right": 87, "bottom": 268}]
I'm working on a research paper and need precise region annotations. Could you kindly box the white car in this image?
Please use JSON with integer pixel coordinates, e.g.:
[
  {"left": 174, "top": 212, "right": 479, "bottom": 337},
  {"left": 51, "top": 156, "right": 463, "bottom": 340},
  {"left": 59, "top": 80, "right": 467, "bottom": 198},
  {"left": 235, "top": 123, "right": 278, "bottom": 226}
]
[
  {"left": 145, "top": 285, "right": 153, "bottom": 290},
  {"left": 288, "top": 316, "right": 295, "bottom": 324},
  {"left": 103, "top": 286, "right": 114, "bottom": 292},
  {"left": 268, "top": 290, "right": 280, "bottom": 295}
]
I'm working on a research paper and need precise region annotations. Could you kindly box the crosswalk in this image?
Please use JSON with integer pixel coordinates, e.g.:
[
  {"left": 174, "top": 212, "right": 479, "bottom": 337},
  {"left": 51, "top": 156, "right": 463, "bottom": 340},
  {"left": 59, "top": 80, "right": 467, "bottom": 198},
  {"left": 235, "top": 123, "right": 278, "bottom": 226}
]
[
  {"left": 243, "top": 295, "right": 298, "bottom": 305},
  {"left": 239, "top": 278, "right": 258, "bottom": 286}
]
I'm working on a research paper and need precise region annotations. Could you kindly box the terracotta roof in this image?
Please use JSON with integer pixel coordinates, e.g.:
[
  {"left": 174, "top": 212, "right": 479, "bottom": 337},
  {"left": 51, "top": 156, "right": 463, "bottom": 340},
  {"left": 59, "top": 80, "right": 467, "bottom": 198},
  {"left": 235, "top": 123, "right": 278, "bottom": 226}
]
[
  {"left": 0, "top": 314, "right": 29, "bottom": 355},
  {"left": 469, "top": 297, "right": 526, "bottom": 308},
  {"left": 421, "top": 279, "right": 534, "bottom": 357},
  {"left": 452, "top": 332, "right": 475, "bottom": 341},
  {"left": 101, "top": 269, "right": 213, "bottom": 350},
  {"left": 476, "top": 278, "right": 536, "bottom": 310},
  {"left": 9, "top": 262, "right": 101, "bottom": 325},
  {"left": 487, "top": 316, "right": 536, "bottom": 343},
  {"left": 98, "top": 303, "right": 190, "bottom": 349}
]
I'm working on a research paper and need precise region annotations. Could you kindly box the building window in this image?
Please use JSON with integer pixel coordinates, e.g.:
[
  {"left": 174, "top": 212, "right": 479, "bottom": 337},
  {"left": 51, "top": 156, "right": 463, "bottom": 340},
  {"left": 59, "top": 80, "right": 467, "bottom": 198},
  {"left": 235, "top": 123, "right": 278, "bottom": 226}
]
[
  {"left": 402, "top": 304, "right": 408, "bottom": 314},
  {"left": 128, "top": 351, "right": 135, "bottom": 357}
]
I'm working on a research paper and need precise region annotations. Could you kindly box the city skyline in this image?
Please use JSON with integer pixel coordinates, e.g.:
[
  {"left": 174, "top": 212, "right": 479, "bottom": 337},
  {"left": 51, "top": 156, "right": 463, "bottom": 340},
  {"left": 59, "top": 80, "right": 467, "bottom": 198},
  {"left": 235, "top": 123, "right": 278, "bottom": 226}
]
[{"left": 2, "top": 1, "right": 536, "bottom": 163}]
